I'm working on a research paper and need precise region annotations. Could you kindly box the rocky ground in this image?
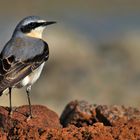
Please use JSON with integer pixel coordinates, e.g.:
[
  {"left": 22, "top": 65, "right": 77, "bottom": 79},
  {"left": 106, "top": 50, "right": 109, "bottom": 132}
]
[{"left": 0, "top": 100, "right": 140, "bottom": 140}]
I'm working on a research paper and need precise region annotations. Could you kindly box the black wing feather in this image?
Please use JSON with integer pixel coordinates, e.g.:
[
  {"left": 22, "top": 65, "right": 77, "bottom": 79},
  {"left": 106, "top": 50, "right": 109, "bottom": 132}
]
[{"left": 0, "top": 41, "right": 49, "bottom": 95}]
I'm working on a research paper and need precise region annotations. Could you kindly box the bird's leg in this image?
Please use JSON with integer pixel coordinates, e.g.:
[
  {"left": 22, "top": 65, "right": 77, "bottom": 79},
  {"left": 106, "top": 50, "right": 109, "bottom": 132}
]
[
  {"left": 8, "top": 87, "right": 13, "bottom": 115},
  {"left": 26, "top": 85, "right": 32, "bottom": 118}
]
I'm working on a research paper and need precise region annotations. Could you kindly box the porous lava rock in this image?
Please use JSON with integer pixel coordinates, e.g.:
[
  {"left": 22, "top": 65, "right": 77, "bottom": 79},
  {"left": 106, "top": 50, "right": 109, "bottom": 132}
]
[
  {"left": 0, "top": 101, "right": 140, "bottom": 139},
  {"left": 0, "top": 105, "right": 61, "bottom": 139}
]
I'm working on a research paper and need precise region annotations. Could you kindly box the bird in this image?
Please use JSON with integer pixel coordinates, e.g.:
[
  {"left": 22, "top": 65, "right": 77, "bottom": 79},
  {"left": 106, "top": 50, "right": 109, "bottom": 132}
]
[{"left": 0, "top": 16, "right": 56, "bottom": 118}]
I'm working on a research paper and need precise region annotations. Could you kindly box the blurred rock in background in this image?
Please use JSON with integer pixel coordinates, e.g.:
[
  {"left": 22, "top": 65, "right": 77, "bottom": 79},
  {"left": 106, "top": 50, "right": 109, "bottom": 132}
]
[{"left": 0, "top": 0, "right": 140, "bottom": 114}]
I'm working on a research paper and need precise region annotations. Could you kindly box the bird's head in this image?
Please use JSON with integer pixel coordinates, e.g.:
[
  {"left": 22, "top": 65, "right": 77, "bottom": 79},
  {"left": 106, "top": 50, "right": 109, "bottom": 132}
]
[{"left": 13, "top": 16, "right": 56, "bottom": 39}]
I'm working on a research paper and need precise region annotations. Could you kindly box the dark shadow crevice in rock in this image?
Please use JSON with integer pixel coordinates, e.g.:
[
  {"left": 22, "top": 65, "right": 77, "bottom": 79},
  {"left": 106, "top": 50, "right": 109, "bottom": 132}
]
[{"left": 95, "top": 107, "right": 112, "bottom": 126}]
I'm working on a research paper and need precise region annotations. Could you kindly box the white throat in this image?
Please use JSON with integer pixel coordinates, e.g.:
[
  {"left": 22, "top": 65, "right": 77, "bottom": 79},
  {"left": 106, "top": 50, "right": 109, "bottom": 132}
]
[{"left": 26, "top": 27, "right": 45, "bottom": 39}]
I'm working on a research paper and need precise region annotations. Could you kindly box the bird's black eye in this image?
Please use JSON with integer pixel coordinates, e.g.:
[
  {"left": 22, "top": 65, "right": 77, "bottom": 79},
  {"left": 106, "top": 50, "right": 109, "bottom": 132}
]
[
  {"left": 20, "top": 22, "right": 44, "bottom": 33},
  {"left": 30, "top": 23, "right": 37, "bottom": 28}
]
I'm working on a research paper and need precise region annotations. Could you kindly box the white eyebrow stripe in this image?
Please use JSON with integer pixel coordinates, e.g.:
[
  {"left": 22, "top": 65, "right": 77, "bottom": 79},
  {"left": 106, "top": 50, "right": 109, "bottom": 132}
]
[
  {"left": 22, "top": 20, "right": 46, "bottom": 26},
  {"left": 37, "top": 20, "right": 46, "bottom": 23}
]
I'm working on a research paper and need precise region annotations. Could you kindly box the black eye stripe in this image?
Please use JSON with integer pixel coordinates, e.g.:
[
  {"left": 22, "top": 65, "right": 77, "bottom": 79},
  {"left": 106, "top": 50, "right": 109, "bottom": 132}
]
[
  {"left": 20, "top": 22, "right": 45, "bottom": 33},
  {"left": 29, "top": 22, "right": 44, "bottom": 29}
]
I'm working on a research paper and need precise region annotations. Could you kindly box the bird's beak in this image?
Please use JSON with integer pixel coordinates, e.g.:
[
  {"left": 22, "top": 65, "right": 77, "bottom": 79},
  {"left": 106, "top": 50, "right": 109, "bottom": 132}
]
[{"left": 43, "top": 21, "right": 57, "bottom": 26}]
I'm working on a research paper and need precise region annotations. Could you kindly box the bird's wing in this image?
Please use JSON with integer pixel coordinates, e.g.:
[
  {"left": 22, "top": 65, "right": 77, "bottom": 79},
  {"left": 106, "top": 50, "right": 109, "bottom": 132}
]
[{"left": 0, "top": 41, "right": 49, "bottom": 95}]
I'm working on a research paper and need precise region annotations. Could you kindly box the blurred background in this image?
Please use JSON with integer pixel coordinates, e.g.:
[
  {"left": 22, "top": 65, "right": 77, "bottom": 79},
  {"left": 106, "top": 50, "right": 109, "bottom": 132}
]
[{"left": 0, "top": 0, "right": 140, "bottom": 114}]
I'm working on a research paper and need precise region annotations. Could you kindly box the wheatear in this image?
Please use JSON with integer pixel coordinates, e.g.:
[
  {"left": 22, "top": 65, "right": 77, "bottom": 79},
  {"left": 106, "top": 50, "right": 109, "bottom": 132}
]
[{"left": 0, "top": 16, "right": 56, "bottom": 118}]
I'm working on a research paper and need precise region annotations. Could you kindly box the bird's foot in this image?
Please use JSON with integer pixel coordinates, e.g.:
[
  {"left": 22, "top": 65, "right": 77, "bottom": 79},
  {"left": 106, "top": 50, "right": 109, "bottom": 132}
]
[
  {"left": 26, "top": 115, "right": 32, "bottom": 121},
  {"left": 8, "top": 109, "right": 13, "bottom": 117},
  {"left": 9, "top": 110, "right": 13, "bottom": 115},
  {"left": 8, "top": 107, "right": 18, "bottom": 117},
  {"left": 25, "top": 112, "right": 33, "bottom": 121}
]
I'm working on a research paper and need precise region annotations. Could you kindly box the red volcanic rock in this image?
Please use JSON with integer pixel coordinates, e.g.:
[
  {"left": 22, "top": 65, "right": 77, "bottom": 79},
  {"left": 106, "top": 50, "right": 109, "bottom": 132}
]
[
  {"left": 60, "top": 100, "right": 140, "bottom": 127},
  {"left": 60, "top": 100, "right": 97, "bottom": 127},
  {"left": 60, "top": 100, "right": 140, "bottom": 139},
  {"left": 0, "top": 105, "right": 61, "bottom": 140},
  {"left": 0, "top": 101, "right": 140, "bottom": 139}
]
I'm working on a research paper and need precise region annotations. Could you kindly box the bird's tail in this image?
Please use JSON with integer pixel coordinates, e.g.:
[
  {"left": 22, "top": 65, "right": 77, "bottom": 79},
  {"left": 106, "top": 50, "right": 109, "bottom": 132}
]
[{"left": 0, "top": 77, "right": 11, "bottom": 96}]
